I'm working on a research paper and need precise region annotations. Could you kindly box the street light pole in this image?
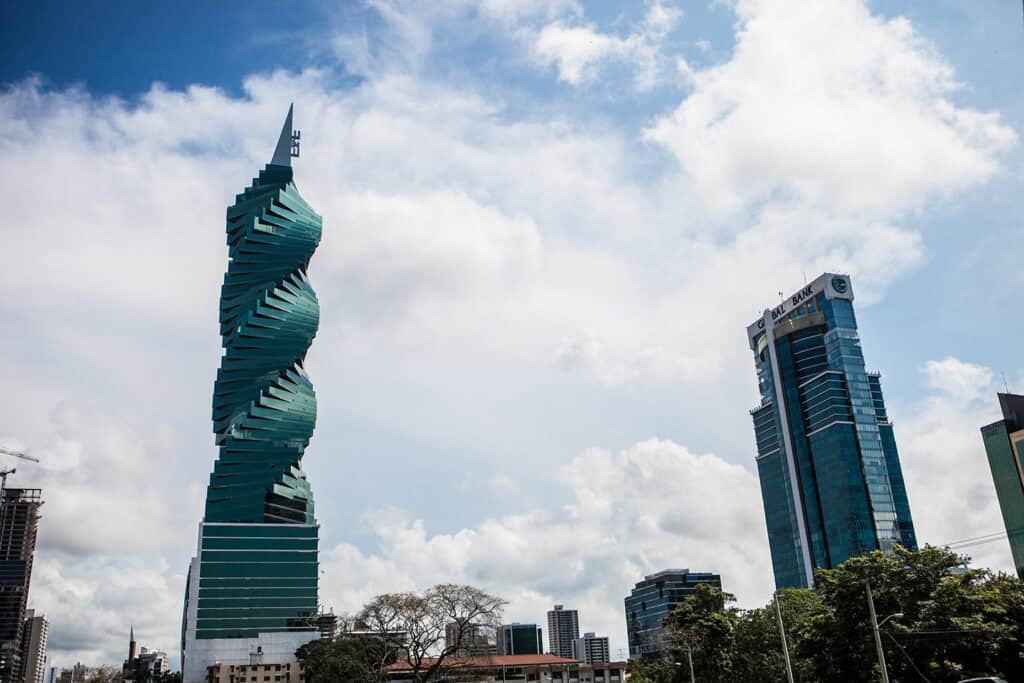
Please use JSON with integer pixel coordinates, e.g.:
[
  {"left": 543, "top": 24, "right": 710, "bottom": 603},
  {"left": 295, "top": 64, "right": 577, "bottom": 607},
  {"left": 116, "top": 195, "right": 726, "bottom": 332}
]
[
  {"left": 686, "top": 642, "right": 695, "bottom": 683},
  {"left": 774, "top": 592, "right": 795, "bottom": 683},
  {"left": 865, "top": 581, "right": 890, "bottom": 683}
]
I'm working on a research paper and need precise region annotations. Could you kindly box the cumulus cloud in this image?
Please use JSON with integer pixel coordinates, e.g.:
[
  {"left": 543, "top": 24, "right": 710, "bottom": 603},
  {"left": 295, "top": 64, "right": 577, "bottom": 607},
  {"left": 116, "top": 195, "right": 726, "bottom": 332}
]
[
  {"left": 897, "top": 358, "right": 1015, "bottom": 573},
  {"left": 528, "top": 1, "right": 683, "bottom": 88},
  {"left": 645, "top": 0, "right": 1017, "bottom": 217},
  {"left": 319, "top": 439, "right": 772, "bottom": 653}
]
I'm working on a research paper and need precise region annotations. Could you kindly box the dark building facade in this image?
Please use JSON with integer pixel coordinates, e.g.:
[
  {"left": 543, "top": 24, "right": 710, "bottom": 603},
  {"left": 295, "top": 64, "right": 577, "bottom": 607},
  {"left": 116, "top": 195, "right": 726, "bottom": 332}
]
[
  {"left": 624, "top": 569, "right": 721, "bottom": 660},
  {"left": 747, "top": 273, "right": 917, "bottom": 589},
  {"left": 0, "top": 488, "right": 42, "bottom": 682},
  {"left": 980, "top": 393, "right": 1024, "bottom": 578},
  {"left": 496, "top": 624, "right": 543, "bottom": 656},
  {"left": 546, "top": 605, "right": 579, "bottom": 660}
]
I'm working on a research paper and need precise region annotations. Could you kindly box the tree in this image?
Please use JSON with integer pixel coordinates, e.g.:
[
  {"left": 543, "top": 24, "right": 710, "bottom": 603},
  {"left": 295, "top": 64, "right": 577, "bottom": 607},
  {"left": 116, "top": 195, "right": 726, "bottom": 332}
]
[
  {"left": 77, "top": 666, "right": 124, "bottom": 682},
  {"left": 731, "top": 588, "right": 823, "bottom": 682},
  {"left": 356, "top": 584, "right": 506, "bottom": 683},
  {"left": 800, "top": 544, "right": 1024, "bottom": 683},
  {"left": 663, "top": 584, "right": 739, "bottom": 683},
  {"left": 297, "top": 627, "right": 390, "bottom": 683},
  {"left": 628, "top": 659, "right": 680, "bottom": 683}
]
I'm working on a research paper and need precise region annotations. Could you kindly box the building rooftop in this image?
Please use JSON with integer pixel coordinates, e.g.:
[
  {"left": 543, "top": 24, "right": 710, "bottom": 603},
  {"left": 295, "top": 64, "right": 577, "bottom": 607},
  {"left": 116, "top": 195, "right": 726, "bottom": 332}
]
[{"left": 387, "top": 654, "right": 581, "bottom": 671}]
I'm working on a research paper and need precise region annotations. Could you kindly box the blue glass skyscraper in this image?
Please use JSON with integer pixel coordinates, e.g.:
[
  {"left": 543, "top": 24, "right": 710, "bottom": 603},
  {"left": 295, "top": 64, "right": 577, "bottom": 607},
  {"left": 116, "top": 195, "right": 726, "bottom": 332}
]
[
  {"left": 624, "top": 569, "right": 721, "bottom": 660},
  {"left": 747, "top": 273, "right": 916, "bottom": 589}
]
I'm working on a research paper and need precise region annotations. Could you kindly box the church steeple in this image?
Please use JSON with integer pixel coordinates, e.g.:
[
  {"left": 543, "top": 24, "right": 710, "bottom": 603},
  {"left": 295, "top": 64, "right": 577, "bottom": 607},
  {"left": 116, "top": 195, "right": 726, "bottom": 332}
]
[{"left": 128, "top": 625, "right": 137, "bottom": 664}]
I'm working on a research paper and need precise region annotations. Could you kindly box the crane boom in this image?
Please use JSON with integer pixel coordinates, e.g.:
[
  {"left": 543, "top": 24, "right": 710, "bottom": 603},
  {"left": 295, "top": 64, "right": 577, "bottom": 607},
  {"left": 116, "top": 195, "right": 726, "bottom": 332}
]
[{"left": 0, "top": 447, "right": 39, "bottom": 463}]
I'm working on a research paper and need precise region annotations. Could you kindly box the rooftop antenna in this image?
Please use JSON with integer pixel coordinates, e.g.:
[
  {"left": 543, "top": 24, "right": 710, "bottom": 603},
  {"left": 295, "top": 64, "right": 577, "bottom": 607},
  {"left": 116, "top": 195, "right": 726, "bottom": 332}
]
[
  {"left": 1002, "top": 371, "right": 1011, "bottom": 394},
  {"left": 270, "top": 103, "right": 301, "bottom": 166}
]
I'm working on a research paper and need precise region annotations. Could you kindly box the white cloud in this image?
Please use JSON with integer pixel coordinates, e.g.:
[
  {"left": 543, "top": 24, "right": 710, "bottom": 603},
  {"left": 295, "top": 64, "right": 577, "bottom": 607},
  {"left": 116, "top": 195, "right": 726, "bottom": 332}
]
[
  {"left": 320, "top": 439, "right": 772, "bottom": 655},
  {"left": 528, "top": 1, "right": 683, "bottom": 88},
  {"left": 897, "top": 358, "right": 1015, "bottom": 573},
  {"left": 922, "top": 357, "right": 994, "bottom": 404},
  {"left": 645, "top": 0, "right": 1017, "bottom": 217}
]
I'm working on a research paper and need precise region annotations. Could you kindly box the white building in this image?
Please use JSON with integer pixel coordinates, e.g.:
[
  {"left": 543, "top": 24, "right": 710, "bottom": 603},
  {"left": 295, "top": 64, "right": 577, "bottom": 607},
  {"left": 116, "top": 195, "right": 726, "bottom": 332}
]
[
  {"left": 572, "top": 633, "right": 610, "bottom": 664},
  {"left": 546, "top": 605, "right": 579, "bottom": 659},
  {"left": 21, "top": 610, "right": 48, "bottom": 683}
]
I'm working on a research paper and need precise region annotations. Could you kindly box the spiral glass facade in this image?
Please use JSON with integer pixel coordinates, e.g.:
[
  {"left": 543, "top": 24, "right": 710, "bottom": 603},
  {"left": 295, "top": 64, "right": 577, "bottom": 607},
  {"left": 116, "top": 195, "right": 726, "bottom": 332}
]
[
  {"left": 746, "top": 273, "right": 916, "bottom": 589},
  {"left": 182, "top": 107, "right": 321, "bottom": 679}
]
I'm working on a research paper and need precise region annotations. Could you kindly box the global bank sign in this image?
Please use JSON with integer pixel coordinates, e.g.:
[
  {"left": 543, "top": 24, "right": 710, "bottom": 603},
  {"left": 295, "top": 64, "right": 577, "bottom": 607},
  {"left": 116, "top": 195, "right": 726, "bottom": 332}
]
[{"left": 745, "top": 273, "right": 854, "bottom": 349}]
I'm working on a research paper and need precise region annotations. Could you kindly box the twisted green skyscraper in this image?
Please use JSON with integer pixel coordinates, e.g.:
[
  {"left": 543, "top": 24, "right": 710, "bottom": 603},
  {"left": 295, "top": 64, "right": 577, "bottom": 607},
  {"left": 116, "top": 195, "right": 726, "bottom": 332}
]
[
  {"left": 182, "top": 106, "right": 323, "bottom": 682},
  {"left": 208, "top": 105, "right": 321, "bottom": 525}
]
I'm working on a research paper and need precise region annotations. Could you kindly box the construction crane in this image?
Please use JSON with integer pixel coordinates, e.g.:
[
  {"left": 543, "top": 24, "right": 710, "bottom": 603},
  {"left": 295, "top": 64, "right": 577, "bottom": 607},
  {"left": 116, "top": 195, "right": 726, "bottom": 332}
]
[{"left": 0, "top": 447, "right": 40, "bottom": 492}]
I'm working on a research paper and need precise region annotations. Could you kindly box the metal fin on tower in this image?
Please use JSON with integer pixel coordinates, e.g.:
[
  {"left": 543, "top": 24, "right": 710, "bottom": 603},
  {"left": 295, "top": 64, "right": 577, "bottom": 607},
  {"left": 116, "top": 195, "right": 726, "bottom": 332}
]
[{"left": 270, "top": 103, "right": 296, "bottom": 166}]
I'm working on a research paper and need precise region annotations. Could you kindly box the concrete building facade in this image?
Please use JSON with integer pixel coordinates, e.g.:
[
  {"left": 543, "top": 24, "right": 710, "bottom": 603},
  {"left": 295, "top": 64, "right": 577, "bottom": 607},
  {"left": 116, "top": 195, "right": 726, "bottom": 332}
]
[
  {"left": 20, "top": 609, "right": 48, "bottom": 683},
  {"left": 546, "top": 605, "right": 579, "bottom": 659},
  {"left": 572, "top": 633, "right": 609, "bottom": 664}
]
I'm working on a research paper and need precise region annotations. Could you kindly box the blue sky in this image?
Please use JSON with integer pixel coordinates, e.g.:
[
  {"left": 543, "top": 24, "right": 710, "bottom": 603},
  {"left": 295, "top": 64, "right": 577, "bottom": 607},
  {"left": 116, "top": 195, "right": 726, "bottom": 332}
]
[{"left": 1, "top": 0, "right": 1022, "bottom": 668}]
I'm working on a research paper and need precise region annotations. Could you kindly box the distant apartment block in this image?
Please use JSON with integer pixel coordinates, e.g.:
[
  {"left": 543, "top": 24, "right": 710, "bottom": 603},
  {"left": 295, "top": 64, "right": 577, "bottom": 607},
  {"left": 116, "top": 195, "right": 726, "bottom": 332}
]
[
  {"left": 624, "top": 568, "right": 722, "bottom": 660},
  {"left": 546, "top": 605, "right": 579, "bottom": 659},
  {"left": 981, "top": 393, "right": 1024, "bottom": 578},
  {"left": 573, "top": 632, "right": 610, "bottom": 664},
  {"left": 21, "top": 609, "right": 48, "bottom": 683}
]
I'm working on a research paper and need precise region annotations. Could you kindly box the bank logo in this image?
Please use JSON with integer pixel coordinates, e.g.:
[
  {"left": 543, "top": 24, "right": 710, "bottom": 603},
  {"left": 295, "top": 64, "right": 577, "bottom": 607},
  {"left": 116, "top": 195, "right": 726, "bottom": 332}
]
[{"left": 831, "top": 277, "right": 848, "bottom": 294}]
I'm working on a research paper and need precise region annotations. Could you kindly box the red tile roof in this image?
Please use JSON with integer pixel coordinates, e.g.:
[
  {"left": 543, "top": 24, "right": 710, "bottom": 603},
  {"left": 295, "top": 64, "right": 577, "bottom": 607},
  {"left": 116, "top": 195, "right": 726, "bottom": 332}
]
[{"left": 387, "top": 654, "right": 581, "bottom": 671}]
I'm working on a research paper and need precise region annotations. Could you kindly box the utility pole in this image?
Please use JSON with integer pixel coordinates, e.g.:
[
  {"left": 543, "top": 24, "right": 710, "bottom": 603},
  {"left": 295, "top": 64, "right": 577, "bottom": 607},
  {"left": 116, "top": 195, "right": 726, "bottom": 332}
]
[
  {"left": 865, "top": 581, "right": 890, "bottom": 683},
  {"left": 774, "top": 592, "right": 795, "bottom": 683},
  {"left": 686, "top": 641, "right": 695, "bottom": 683}
]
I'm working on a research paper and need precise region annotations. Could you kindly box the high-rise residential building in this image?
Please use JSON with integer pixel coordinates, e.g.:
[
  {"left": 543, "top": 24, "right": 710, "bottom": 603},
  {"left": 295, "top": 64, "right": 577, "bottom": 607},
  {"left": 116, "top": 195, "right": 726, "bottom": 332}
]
[
  {"left": 496, "top": 624, "right": 543, "bottom": 656},
  {"left": 546, "top": 605, "right": 579, "bottom": 659},
  {"left": 746, "top": 273, "right": 917, "bottom": 589},
  {"left": 572, "top": 632, "right": 610, "bottom": 664},
  {"left": 0, "top": 487, "right": 42, "bottom": 681},
  {"left": 180, "top": 106, "right": 324, "bottom": 683},
  {"left": 980, "top": 393, "right": 1024, "bottom": 578},
  {"left": 624, "top": 569, "right": 721, "bottom": 660},
  {"left": 20, "top": 609, "right": 48, "bottom": 683}
]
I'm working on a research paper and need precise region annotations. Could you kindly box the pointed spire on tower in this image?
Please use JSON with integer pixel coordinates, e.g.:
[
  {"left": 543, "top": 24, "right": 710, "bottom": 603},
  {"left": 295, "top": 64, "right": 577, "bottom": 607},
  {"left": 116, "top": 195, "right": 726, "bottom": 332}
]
[{"left": 270, "top": 103, "right": 296, "bottom": 166}]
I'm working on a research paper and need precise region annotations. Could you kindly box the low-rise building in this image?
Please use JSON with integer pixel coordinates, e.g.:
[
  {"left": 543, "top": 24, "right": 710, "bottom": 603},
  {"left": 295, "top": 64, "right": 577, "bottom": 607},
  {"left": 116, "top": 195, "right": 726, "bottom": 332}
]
[
  {"left": 206, "top": 660, "right": 305, "bottom": 683},
  {"left": 386, "top": 654, "right": 626, "bottom": 682}
]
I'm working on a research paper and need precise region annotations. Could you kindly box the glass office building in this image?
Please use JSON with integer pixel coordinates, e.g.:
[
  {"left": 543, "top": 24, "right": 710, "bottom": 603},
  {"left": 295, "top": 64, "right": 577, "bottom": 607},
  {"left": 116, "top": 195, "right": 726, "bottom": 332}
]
[
  {"left": 181, "top": 107, "right": 322, "bottom": 682},
  {"left": 980, "top": 393, "right": 1024, "bottom": 578},
  {"left": 624, "top": 569, "right": 721, "bottom": 660},
  {"left": 497, "top": 624, "right": 543, "bottom": 655},
  {"left": 746, "top": 273, "right": 916, "bottom": 589}
]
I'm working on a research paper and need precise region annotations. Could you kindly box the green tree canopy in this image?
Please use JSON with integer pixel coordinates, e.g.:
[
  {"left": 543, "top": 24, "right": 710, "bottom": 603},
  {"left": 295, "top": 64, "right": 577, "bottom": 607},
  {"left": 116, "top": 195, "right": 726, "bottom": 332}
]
[{"left": 651, "top": 545, "right": 1024, "bottom": 682}]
